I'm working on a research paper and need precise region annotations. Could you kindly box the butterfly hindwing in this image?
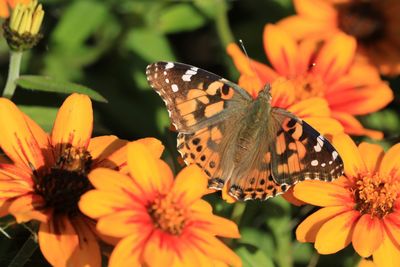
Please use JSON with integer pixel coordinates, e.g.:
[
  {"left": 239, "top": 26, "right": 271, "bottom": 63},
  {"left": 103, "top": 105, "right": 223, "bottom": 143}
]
[{"left": 146, "top": 62, "right": 251, "bottom": 133}]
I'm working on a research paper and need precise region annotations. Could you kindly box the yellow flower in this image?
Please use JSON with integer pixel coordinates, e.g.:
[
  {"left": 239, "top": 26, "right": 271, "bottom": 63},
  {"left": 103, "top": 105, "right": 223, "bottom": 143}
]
[
  {"left": 80, "top": 140, "right": 242, "bottom": 267},
  {"left": 0, "top": 93, "right": 129, "bottom": 266},
  {"left": 294, "top": 134, "right": 400, "bottom": 267}
]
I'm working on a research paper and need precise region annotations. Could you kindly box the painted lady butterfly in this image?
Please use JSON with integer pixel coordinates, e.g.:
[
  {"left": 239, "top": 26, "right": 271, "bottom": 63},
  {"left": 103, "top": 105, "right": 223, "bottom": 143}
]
[{"left": 146, "top": 62, "right": 344, "bottom": 201}]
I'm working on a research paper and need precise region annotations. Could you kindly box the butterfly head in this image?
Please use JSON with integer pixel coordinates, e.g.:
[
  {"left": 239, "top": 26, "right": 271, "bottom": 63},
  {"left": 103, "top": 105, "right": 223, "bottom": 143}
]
[{"left": 257, "top": 83, "right": 272, "bottom": 103}]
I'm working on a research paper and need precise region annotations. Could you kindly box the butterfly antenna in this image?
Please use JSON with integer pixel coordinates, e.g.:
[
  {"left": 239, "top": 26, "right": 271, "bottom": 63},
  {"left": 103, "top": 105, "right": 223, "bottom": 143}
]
[{"left": 238, "top": 39, "right": 265, "bottom": 94}]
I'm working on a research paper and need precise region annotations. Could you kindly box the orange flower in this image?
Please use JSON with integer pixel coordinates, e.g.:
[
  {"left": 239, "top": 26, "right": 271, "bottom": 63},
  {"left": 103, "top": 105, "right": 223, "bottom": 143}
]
[
  {"left": 294, "top": 134, "right": 400, "bottom": 267},
  {"left": 0, "top": 93, "right": 129, "bottom": 267},
  {"left": 79, "top": 141, "right": 242, "bottom": 267},
  {"left": 227, "top": 24, "right": 393, "bottom": 138},
  {"left": 278, "top": 0, "right": 400, "bottom": 76},
  {"left": 0, "top": 0, "right": 30, "bottom": 18}
]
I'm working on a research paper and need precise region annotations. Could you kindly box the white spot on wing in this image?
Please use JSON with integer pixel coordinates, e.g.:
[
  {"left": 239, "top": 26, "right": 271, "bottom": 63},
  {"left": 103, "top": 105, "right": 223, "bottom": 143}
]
[
  {"left": 171, "top": 84, "right": 179, "bottom": 92},
  {"left": 321, "top": 163, "right": 326, "bottom": 167},
  {"left": 311, "top": 160, "right": 319, "bottom": 166},
  {"left": 165, "top": 62, "right": 174, "bottom": 69},
  {"left": 182, "top": 69, "right": 197, "bottom": 82},
  {"left": 165, "top": 78, "right": 170, "bottom": 84},
  {"left": 332, "top": 151, "right": 338, "bottom": 160}
]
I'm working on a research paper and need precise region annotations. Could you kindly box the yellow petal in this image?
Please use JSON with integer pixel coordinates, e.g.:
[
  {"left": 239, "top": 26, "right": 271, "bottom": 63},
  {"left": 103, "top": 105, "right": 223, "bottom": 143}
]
[
  {"left": 88, "top": 135, "right": 128, "bottom": 171},
  {"left": 136, "top": 137, "right": 165, "bottom": 158},
  {"left": 172, "top": 165, "right": 208, "bottom": 206},
  {"left": 38, "top": 217, "right": 79, "bottom": 267},
  {"left": 332, "top": 133, "right": 366, "bottom": 177},
  {"left": 97, "top": 210, "right": 151, "bottom": 238},
  {"left": 0, "top": 98, "right": 49, "bottom": 169},
  {"left": 293, "top": 0, "right": 337, "bottom": 20},
  {"left": 288, "top": 97, "right": 330, "bottom": 118},
  {"left": 294, "top": 180, "right": 352, "bottom": 207},
  {"left": 8, "top": 193, "right": 48, "bottom": 223},
  {"left": 315, "top": 210, "right": 360, "bottom": 254},
  {"left": 358, "top": 143, "right": 384, "bottom": 174},
  {"left": 373, "top": 229, "right": 400, "bottom": 267},
  {"left": 128, "top": 141, "right": 173, "bottom": 196},
  {"left": 192, "top": 213, "right": 240, "bottom": 238},
  {"left": 143, "top": 230, "right": 175, "bottom": 267},
  {"left": 352, "top": 214, "right": 384, "bottom": 257},
  {"left": 51, "top": 94, "right": 93, "bottom": 151},
  {"left": 380, "top": 143, "right": 400, "bottom": 178},
  {"left": 109, "top": 234, "right": 145, "bottom": 267},
  {"left": 296, "top": 206, "right": 349, "bottom": 242}
]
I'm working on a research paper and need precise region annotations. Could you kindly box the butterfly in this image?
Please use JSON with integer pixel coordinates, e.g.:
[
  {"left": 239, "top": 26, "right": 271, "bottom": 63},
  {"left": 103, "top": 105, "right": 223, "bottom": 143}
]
[{"left": 146, "top": 61, "right": 344, "bottom": 201}]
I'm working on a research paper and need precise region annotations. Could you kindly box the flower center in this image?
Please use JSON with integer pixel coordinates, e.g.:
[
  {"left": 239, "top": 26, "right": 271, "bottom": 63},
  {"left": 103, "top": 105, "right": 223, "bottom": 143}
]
[
  {"left": 148, "top": 194, "right": 186, "bottom": 235},
  {"left": 35, "top": 145, "right": 93, "bottom": 217},
  {"left": 292, "top": 74, "right": 325, "bottom": 101},
  {"left": 337, "top": 2, "right": 384, "bottom": 43},
  {"left": 354, "top": 172, "right": 399, "bottom": 218}
]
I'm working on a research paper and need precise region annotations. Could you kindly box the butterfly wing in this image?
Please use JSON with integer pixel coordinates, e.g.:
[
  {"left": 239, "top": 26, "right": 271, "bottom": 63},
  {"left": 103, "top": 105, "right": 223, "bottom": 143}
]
[
  {"left": 146, "top": 62, "right": 251, "bottom": 133},
  {"left": 228, "top": 108, "right": 344, "bottom": 201},
  {"left": 147, "top": 61, "right": 250, "bottom": 189}
]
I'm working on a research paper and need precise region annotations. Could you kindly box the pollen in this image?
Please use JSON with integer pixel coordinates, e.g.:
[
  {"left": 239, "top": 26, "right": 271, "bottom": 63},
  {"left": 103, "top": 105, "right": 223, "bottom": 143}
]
[
  {"left": 148, "top": 194, "right": 186, "bottom": 235},
  {"left": 353, "top": 172, "right": 399, "bottom": 218}
]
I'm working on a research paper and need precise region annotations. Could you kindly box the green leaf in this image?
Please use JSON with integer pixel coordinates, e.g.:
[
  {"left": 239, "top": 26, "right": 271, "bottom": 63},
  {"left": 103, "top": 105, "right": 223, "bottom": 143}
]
[
  {"left": 239, "top": 227, "right": 274, "bottom": 254},
  {"left": 15, "top": 75, "right": 107, "bottom": 103},
  {"left": 125, "top": 28, "right": 175, "bottom": 62},
  {"left": 235, "top": 246, "right": 275, "bottom": 267},
  {"left": 19, "top": 105, "right": 58, "bottom": 132},
  {"left": 52, "top": 1, "right": 108, "bottom": 48},
  {"left": 194, "top": 0, "right": 218, "bottom": 18},
  {"left": 157, "top": 4, "right": 206, "bottom": 33}
]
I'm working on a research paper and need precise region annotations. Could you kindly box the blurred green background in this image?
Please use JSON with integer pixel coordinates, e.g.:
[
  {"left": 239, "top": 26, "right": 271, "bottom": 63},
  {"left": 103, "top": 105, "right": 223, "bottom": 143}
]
[{"left": 0, "top": 0, "right": 399, "bottom": 266}]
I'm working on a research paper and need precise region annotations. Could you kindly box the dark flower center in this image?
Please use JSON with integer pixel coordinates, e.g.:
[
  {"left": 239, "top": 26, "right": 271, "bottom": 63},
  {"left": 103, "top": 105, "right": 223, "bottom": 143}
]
[
  {"left": 35, "top": 146, "right": 93, "bottom": 217},
  {"left": 337, "top": 2, "right": 385, "bottom": 43}
]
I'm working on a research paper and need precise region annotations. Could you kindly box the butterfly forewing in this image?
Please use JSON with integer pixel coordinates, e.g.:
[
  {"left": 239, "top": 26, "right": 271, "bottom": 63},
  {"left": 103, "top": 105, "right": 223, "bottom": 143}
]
[
  {"left": 147, "top": 61, "right": 344, "bottom": 201},
  {"left": 146, "top": 62, "right": 250, "bottom": 133}
]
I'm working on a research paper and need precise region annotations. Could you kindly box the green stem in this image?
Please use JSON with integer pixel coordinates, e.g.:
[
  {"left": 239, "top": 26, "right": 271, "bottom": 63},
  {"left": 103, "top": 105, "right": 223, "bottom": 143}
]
[
  {"left": 230, "top": 202, "right": 246, "bottom": 226},
  {"left": 214, "top": 0, "right": 234, "bottom": 48},
  {"left": 8, "top": 234, "right": 38, "bottom": 267},
  {"left": 3, "top": 51, "right": 23, "bottom": 99}
]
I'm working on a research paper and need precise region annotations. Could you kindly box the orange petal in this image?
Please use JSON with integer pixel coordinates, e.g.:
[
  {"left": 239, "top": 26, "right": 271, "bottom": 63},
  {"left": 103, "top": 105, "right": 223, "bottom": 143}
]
[
  {"left": 327, "top": 82, "right": 393, "bottom": 115},
  {"left": 127, "top": 141, "right": 173, "bottom": 196},
  {"left": 293, "top": 0, "right": 337, "bottom": 20},
  {"left": 282, "top": 187, "right": 306, "bottom": 206},
  {"left": 174, "top": 239, "right": 213, "bottom": 267},
  {"left": 192, "top": 229, "right": 242, "bottom": 267},
  {"left": 331, "top": 111, "right": 383, "bottom": 139},
  {"left": 313, "top": 33, "right": 356, "bottom": 84},
  {"left": 51, "top": 94, "right": 93, "bottom": 151},
  {"left": 38, "top": 217, "right": 79, "bottom": 267},
  {"left": 332, "top": 133, "right": 366, "bottom": 177},
  {"left": 192, "top": 213, "right": 240, "bottom": 238},
  {"left": 296, "top": 206, "right": 350, "bottom": 242},
  {"left": 352, "top": 214, "right": 384, "bottom": 257},
  {"left": 97, "top": 210, "right": 151, "bottom": 238},
  {"left": 264, "top": 24, "right": 299, "bottom": 76},
  {"left": 294, "top": 180, "right": 352, "bottom": 207},
  {"left": 315, "top": 210, "right": 360, "bottom": 254},
  {"left": 67, "top": 217, "right": 101, "bottom": 267},
  {"left": 304, "top": 117, "right": 344, "bottom": 136},
  {"left": 135, "top": 137, "right": 165, "bottom": 158},
  {"left": 171, "top": 165, "right": 208, "bottom": 206},
  {"left": 373, "top": 229, "right": 400, "bottom": 267},
  {"left": 287, "top": 97, "right": 330, "bottom": 118},
  {"left": 0, "top": 0, "right": 8, "bottom": 18},
  {"left": 79, "top": 190, "right": 138, "bottom": 219},
  {"left": 358, "top": 258, "right": 376, "bottom": 267},
  {"left": 382, "top": 211, "right": 400, "bottom": 248},
  {"left": 143, "top": 230, "right": 175, "bottom": 267},
  {"left": 88, "top": 136, "right": 128, "bottom": 171},
  {"left": 270, "top": 77, "right": 296, "bottom": 108},
  {"left": 190, "top": 199, "right": 213, "bottom": 214},
  {"left": 0, "top": 98, "right": 50, "bottom": 170},
  {"left": 379, "top": 143, "right": 400, "bottom": 178},
  {"left": 278, "top": 16, "right": 336, "bottom": 41},
  {"left": 358, "top": 143, "right": 384, "bottom": 174},
  {"left": 109, "top": 234, "right": 145, "bottom": 267},
  {"left": 87, "top": 168, "right": 145, "bottom": 204},
  {"left": 8, "top": 194, "right": 48, "bottom": 223}
]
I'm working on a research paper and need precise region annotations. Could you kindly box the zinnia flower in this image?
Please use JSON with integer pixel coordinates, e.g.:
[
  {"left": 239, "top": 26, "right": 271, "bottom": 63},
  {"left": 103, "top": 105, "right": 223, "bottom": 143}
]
[
  {"left": 278, "top": 0, "right": 400, "bottom": 76},
  {"left": 0, "top": 0, "right": 30, "bottom": 18},
  {"left": 294, "top": 134, "right": 400, "bottom": 267},
  {"left": 79, "top": 140, "right": 242, "bottom": 267},
  {"left": 0, "top": 93, "right": 129, "bottom": 266},
  {"left": 227, "top": 24, "right": 393, "bottom": 138}
]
